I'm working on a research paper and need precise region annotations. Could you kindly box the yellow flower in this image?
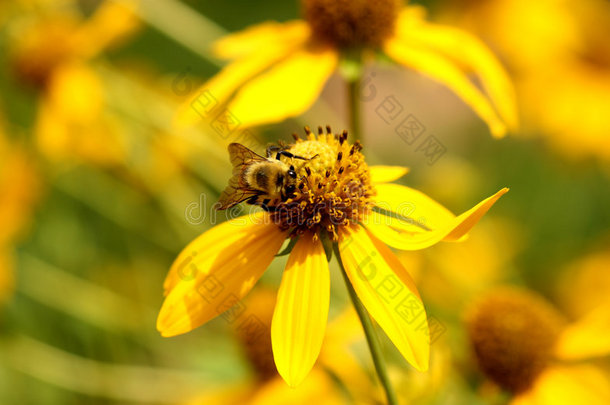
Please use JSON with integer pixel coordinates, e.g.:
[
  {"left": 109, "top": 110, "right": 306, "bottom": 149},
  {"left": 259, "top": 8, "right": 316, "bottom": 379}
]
[
  {"left": 398, "top": 216, "right": 522, "bottom": 311},
  {"left": 557, "top": 251, "right": 610, "bottom": 320},
  {"left": 176, "top": 0, "right": 517, "bottom": 138},
  {"left": 10, "top": 0, "right": 139, "bottom": 165},
  {"left": 466, "top": 287, "right": 610, "bottom": 404},
  {"left": 554, "top": 250, "right": 610, "bottom": 361},
  {"left": 450, "top": 0, "right": 610, "bottom": 161},
  {"left": 0, "top": 123, "right": 41, "bottom": 302},
  {"left": 188, "top": 288, "right": 369, "bottom": 404},
  {"left": 158, "top": 127, "right": 508, "bottom": 387}
]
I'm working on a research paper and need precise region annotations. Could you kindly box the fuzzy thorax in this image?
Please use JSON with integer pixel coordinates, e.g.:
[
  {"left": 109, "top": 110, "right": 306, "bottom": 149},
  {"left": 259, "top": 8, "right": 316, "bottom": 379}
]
[{"left": 270, "top": 127, "right": 375, "bottom": 241}]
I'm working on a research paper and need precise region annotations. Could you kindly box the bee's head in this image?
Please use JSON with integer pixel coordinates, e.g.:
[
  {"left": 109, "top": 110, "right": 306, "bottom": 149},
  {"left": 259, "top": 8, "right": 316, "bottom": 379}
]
[
  {"left": 287, "top": 165, "right": 297, "bottom": 179},
  {"left": 285, "top": 184, "right": 296, "bottom": 196}
]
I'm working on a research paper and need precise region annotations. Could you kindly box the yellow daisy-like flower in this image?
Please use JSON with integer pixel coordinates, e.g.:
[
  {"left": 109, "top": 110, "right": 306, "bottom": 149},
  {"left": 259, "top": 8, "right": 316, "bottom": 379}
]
[
  {"left": 467, "top": 287, "right": 610, "bottom": 404},
  {"left": 0, "top": 124, "right": 41, "bottom": 302},
  {"left": 188, "top": 289, "right": 370, "bottom": 405},
  {"left": 451, "top": 0, "right": 610, "bottom": 161},
  {"left": 10, "top": 0, "right": 139, "bottom": 165},
  {"left": 176, "top": 0, "right": 517, "bottom": 138},
  {"left": 158, "top": 127, "right": 508, "bottom": 387}
]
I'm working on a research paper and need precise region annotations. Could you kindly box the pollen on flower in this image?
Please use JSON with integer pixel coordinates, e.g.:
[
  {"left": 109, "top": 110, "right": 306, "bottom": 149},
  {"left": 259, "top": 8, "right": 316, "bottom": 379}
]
[
  {"left": 301, "top": 0, "right": 401, "bottom": 48},
  {"left": 271, "top": 126, "right": 374, "bottom": 241},
  {"left": 465, "top": 288, "right": 566, "bottom": 394}
]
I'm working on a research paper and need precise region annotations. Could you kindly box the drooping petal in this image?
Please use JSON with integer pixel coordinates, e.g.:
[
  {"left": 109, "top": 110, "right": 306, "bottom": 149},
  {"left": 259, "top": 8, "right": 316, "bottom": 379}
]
[
  {"left": 174, "top": 31, "right": 309, "bottom": 129},
  {"left": 555, "top": 303, "right": 610, "bottom": 360},
  {"left": 272, "top": 236, "right": 330, "bottom": 387},
  {"left": 383, "top": 36, "right": 508, "bottom": 138},
  {"left": 226, "top": 44, "right": 338, "bottom": 128},
  {"left": 157, "top": 213, "right": 287, "bottom": 337},
  {"left": 363, "top": 210, "right": 427, "bottom": 237},
  {"left": 373, "top": 183, "right": 455, "bottom": 230},
  {"left": 212, "top": 20, "right": 310, "bottom": 60},
  {"left": 375, "top": 184, "right": 455, "bottom": 229},
  {"left": 394, "top": 8, "right": 518, "bottom": 131},
  {"left": 511, "top": 365, "right": 610, "bottom": 405},
  {"left": 369, "top": 165, "right": 409, "bottom": 184},
  {"left": 338, "top": 225, "right": 430, "bottom": 371},
  {"left": 365, "top": 188, "right": 508, "bottom": 250}
]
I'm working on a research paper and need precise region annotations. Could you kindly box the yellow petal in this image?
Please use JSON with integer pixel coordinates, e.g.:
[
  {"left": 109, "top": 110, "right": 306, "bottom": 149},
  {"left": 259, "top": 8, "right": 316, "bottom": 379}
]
[
  {"left": 395, "top": 8, "right": 518, "bottom": 131},
  {"left": 361, "top": 211, "right": 428, "bottom": 240},
  {"left": 47, "top": 63, "right": 104, "bottom": 123},
  {"left": 226, "top": 44, "right": 338, "bottom": 128},
  {"left": 272, "top": 236, "right": 330, "bottom": 387},
  {"left": 384, "top": 36, "right": 508, "bottom": 138},
  {"left": 249, "top": 370, "right": 341, "bottom": 405},
  {"left": 212, "top": 20, "right": 310, "bottom": 60},
  {"left": 555, "top": 303, "right": 610, "bottom": 360},
  {"left": 369, "top": 165, "right": 409, "bottom": 184},
  {"left": 512, "top": 365, "right": 610, "bottom": 405},
  {"left": 374, "top": 183, "right": 455, "bottom": 230},
  {"left": 0, "top": 249, "right": 15, "bottom": 302},
  {"left": 76, "top": 0, "right": 140, "bottom": 58},
  {"left": 339, "top": 225, "right": 430, "bottom": 371},
  {"left": 365, "top": 188, "right": 508, "bottom": 250},
  {"left": 157, "top": 213, "right": 287, "bottom": 337},
  {"left": 174, "top": 37, "right": 308, "bottom": 129}
]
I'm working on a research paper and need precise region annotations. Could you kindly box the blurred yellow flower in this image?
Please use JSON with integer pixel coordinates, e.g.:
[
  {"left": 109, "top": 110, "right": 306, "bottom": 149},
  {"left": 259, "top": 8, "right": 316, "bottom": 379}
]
[
  {"left": 450, "top": 0, "right": 610, "bottom": 161},
  {"left": 0, "top": 125, "right": 41, "bottom": 301},
  {"left": 467, "top": 287, "right": 610, "bottom": 405},
  {"left": 399, "top": 217, "right": 522, "bottom": 310},
  {"left": 177, "top": 0, "right": 517, "bottom": 138},
  {"left": 10, "top": 0, "right": 139, "bottom": 165},
  {"left": 189, "top": 288, "right": 370, "bottom": 405},
  {"left": 158, "top": 127, "right": 508, "bottom": 386},
  {"left": 554, "top": 250, "right": 610, "bottom": 361},
  {"left": 556, "top": 250, "right": 610, "bottom": 319}
]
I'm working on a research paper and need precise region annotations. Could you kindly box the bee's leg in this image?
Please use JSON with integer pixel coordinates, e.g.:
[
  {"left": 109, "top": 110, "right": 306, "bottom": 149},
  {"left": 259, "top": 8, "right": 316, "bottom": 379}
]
[
  {"left": 246, "top": 195, "right": 260, "bottom": 205},
  {"left": 266, "top": 145, "right": 282, "bottom": 158},
  {"left": 260, "top": 198, "right": 277, "bottom": 212},
  {"left": 274, "top": 150, "right": 318, "bottom": 161}
]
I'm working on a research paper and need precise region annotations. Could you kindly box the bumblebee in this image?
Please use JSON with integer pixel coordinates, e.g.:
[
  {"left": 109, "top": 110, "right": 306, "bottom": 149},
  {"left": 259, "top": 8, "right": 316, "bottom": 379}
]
[{"left": 216, "top": 143, "right": 312, "bottom": 210}]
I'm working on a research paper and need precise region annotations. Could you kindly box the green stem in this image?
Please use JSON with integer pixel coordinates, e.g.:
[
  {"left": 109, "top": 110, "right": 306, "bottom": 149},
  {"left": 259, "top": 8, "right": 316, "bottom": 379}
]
[
  {"left": 347, "top": 75, "right": 363, "bottom": 143},
  {"left": 333, "top": 244, "right": 399, "bottom": 405}
]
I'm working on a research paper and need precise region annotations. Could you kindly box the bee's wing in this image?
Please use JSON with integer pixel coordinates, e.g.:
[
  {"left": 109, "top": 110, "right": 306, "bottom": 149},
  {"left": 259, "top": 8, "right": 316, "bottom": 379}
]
[
  {"left": 227, "top": 143, "right": 265, "bottom": 173},
  {"left": 216, "top": 143, "right": 266, "bottom": 210},
  {"left": 217, "top": 176, "right": 261, "bottom": 210}
]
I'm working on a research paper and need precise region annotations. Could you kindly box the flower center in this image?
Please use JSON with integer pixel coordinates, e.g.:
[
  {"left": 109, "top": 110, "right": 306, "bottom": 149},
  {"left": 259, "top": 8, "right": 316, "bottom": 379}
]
[
  {"left": 301, "top": 0, "right": 401, "bottom": 49},
  {"left": 270, "top": 127, "right": 374, "bottom": 241},
  {"left": 12, "top": 20, "right": 77, "bottom": 89},
  {"left": 466, "top": 288, "right": 566, "bottom": 394}
]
